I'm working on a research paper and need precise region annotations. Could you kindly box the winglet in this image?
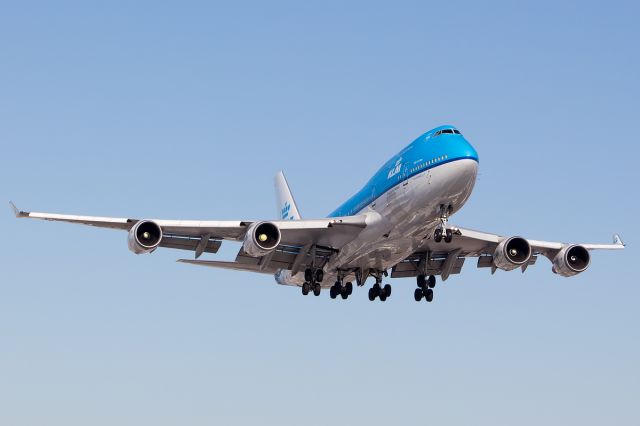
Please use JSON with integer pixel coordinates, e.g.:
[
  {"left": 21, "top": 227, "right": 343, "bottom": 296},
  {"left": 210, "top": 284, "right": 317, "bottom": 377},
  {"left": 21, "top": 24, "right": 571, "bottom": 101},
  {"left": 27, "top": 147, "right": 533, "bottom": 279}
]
[
  {"left": 9, "top": 201, "right": 27, "bottom": 218},
  {"left": 613, "top": 234, "right": 625, "bottom": 247}
]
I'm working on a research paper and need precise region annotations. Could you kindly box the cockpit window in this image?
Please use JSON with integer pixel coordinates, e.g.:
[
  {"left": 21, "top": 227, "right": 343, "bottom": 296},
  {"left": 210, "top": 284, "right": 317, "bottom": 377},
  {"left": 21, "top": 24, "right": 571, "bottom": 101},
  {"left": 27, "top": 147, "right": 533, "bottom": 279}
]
[{"left": 433, "top": 128, "right": 460, "bottom": 137}]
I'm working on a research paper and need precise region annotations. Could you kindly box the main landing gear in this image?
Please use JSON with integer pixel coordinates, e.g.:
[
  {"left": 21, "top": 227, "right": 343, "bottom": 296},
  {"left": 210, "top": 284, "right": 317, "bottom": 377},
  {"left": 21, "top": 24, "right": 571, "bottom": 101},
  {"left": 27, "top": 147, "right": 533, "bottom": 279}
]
[
  {"left": 330, "top": 280, "right": 353, "bottom": 300},
  {"left": 414, "top": 274, "right": 436, "bottom": 302},
  {"left": 367, "top": 271, "right": 392, "bottom": 302},
  {"left": 433, "top": 204, "right": 454, "bottom": 243},
  {"left": 302, "top": 267, "right": 323, "bottom": 297}
]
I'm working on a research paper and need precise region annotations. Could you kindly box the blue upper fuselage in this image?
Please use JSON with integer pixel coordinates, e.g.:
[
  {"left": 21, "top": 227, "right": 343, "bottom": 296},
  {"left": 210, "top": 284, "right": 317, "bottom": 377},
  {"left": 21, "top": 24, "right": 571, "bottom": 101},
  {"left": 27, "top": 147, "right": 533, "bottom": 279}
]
[{"left": 328, "top": 125, "right": 479, "bottom": 217}]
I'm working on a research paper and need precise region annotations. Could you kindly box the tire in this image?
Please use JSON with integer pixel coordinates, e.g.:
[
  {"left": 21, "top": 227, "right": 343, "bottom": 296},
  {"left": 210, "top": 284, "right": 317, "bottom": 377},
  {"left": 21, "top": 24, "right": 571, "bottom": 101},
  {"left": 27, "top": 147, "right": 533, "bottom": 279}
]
[
  {"left": 425, "top": 288, "right": 434, "bottom": 302},
  {"left": 444, "top": 229, "right": 453, "bottom": 243},
  {"left": 302, "top": 283, "right": 310, "bottom": 295},
  {"left": 314, "top": 269, "right": 324, "bottom": 283},
  {"left": 340, "top": 290, "right": 349, "bottom": 300},
  {"left": 414, "top": 288, "right": 423, "bottom": 302},
  {"left": 417, "top": 275, "right": 426, "bottom": 288},
  {"left": 329, "top": 286, "right": 337, "bottom": 299},
  {"left": 345, "top": 282, "right": 353, "bottom": 295},
  {"left": 373, "top": 283, "right": 381, "bottom": 297},
  {"left": 379, "top": 293, "right": 387, "bottom": 302},
  {"left": 383, "top": 284, "right": 392, "bottom": 298},
  {"left": 427, "top": 275, "right": 436, "bottom": 289},
  {"left": 313, "top": 283, "right": 321, "bottom": 296},
  {"left": 368, "top": 288, "right": 376, "bottom": 301},
  {"left": 434, "top": 228, "right": 443, "bottom": 243},
  {"left": 304, "top": 269, "right": 313, "bottom": 283}
]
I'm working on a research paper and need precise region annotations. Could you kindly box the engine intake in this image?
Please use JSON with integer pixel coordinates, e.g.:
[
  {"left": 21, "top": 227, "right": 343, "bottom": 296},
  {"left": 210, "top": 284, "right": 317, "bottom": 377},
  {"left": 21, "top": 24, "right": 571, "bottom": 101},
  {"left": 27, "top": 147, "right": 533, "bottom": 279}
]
[
  {"left": 128, "top": 220, "right": 163, "bottom": 254},
  {"left": 243, "top": 221, "right": 281, "bottom": 257},
  {"left": 493, "top": 236, "right": 532, "bottom": 271},
  {"left": 553, "top": 245, "right": 590, "bottom": 277}
]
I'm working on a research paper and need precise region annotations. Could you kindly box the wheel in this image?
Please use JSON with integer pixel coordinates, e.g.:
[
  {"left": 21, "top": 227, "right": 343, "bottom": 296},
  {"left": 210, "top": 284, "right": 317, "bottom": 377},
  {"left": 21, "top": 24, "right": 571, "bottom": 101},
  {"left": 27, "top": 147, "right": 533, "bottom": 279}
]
[
  {"left": 425, "top": 288, "right": 434, "bottom": 302},
  {"left": 373, "top": 283, "right": 381, "bottom": 297},
  {"left": 414, "top": 288, "right": 423, "bottom": 302},
  {"left": 427, "top": 275, "right": 436, "bottom": 289},
  {"left": 383, "top": 284, "right": 392, "bottom": 298},
  {"left": 345, "top": 282, "right": 353, "bottom": 295},
  {"left": 379, "top": 293, "right": 387, "bottom": 302},
  {"left": 368, "top": 287, "right": 376, "bottom": 301},
  {"left": 313, "top": 283, "right": 321, "bottom": 296},
  {"left": 444, "top": 229, "right": 453, "bottom": 243},
  {"left": 340, "top": 289, "right": 349, "bottom": 299},
  {"left": 417, "top": 275, "right": 426, "bottom": 288},
  {"left": 304, "top": 268, "right": 313, "bottom": 282},
  {"left": 302, "top": 282, "right": 310, "bottom": 295},
  {"left": 329, "top": 286, "right": 338, "bottom": 299},
  {"left": 434, "top": 228, "right": 443, "bottom": 242},
  {"left": 314, "top": 269, "right": 324, "bottom": 283}
]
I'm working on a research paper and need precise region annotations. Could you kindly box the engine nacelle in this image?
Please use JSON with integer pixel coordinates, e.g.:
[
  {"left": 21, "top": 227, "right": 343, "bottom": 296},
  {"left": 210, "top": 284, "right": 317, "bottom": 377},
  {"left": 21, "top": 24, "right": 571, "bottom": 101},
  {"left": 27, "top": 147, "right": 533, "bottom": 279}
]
[
  {"left": 493, "top": 236, "right": 532, "bottom": 271},
  {"left": 243, "top": 221, "right": 281, "bottom": 257},
  {"left": 128, "top": 220, "right": 163, "bottom": 254},
  {"left": 552, "top": 244, "right": 590, "bottom": 277}
]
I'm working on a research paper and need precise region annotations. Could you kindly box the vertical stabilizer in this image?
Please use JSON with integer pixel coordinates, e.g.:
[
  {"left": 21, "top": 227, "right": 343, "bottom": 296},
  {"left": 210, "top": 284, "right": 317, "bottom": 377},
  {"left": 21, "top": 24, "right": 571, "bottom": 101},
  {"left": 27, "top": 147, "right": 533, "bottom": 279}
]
[{"left": 274, "top": 171, "right": 302, "bottom": 220}]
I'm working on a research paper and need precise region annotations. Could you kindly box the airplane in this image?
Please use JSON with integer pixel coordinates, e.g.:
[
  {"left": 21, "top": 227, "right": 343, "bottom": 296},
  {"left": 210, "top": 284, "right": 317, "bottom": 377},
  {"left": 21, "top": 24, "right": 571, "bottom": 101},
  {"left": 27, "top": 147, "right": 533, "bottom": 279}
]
[{"left": 11, "top": 125, "right": 625, "bottom": 303}]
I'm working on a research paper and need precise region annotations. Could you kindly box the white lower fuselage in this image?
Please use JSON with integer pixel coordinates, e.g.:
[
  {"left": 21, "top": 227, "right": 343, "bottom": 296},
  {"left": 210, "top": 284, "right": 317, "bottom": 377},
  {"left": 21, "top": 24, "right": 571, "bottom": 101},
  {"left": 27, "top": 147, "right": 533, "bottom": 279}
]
[{"left": 278, "top": 158, "right": 479, "bottom": 287}]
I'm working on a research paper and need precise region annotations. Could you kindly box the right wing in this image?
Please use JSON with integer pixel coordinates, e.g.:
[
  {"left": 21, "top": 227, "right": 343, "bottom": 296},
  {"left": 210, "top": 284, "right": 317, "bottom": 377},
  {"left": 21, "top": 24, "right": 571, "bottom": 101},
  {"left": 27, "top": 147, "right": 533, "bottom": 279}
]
[{"left": 391, "top": 224, "right": 624, "bottom": 281}]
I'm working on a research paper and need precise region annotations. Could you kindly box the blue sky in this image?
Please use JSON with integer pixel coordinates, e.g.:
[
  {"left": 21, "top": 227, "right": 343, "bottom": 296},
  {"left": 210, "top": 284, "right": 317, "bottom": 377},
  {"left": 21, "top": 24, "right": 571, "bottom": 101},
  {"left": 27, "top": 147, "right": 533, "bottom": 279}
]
[{"left": 1, "top": 1, "right": 638, "bottom": 425}]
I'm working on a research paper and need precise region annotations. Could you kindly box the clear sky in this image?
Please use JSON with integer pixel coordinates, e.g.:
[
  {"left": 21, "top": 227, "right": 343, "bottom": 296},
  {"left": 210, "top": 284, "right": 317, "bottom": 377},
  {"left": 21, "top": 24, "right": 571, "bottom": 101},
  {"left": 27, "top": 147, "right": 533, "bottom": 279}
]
[{"left": 1, "top": 1, "right": 638, "bottom": 425}]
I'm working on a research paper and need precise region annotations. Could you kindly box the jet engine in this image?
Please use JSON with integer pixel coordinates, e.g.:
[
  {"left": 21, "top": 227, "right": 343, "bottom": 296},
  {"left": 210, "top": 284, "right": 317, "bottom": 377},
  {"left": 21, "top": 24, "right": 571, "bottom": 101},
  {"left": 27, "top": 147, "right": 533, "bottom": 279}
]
[
  {"left": 552, "top": 245, "right": 590, "bottom": 277},
  {"left": 493, "top": 236, "right": 532, "bottom": 271},
  {"left": 243, "top": 221, "right": 281, "bottom": 257},
  {"left": 128, "top": 220, "right": 163, "bottom": 254}
]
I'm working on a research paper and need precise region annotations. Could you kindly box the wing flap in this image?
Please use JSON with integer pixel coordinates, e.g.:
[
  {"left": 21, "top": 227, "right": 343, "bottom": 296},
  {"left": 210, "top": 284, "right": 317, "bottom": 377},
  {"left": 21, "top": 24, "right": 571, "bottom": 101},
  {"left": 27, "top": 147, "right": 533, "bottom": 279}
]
[
  {"left": 160, "top": 234, "right": 222, "bottom": 255},
  {"left": 177, "top": 259, "right": 274, "bottom": 274}
]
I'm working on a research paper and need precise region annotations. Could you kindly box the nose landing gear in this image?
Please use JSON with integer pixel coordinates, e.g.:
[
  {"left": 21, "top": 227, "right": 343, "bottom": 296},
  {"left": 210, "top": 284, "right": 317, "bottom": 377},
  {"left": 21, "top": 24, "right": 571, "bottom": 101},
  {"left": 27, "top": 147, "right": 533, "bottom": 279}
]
[{"left": 434, "top": 204, "right": 454, "bottom": 243}]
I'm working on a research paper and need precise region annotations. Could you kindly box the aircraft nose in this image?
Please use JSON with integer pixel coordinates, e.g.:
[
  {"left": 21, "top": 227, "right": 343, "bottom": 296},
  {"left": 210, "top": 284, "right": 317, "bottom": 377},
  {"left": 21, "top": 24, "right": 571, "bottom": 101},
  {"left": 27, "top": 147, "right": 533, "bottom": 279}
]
[
  {"left": 461, "top": 138, "right": 479, "bottom": 163},
  {"left": 451, "top": 136, "right": 479, "bottom": 164}
]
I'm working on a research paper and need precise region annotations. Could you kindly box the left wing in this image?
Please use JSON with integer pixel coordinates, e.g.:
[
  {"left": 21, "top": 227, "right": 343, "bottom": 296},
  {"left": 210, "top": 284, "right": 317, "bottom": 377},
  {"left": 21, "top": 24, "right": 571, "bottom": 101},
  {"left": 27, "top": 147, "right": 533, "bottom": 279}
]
[
  {"left": 391, "top": 225, "right": 624, "bottom": 280},
  {"left": 10, "top": 202, "right": 368, "bottom": 271}
]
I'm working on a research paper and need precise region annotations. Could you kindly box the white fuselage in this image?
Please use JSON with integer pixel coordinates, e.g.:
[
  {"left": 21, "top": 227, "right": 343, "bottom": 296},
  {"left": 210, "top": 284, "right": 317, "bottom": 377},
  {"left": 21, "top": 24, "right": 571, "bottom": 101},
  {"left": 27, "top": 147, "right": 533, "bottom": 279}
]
[{"left": 277, "top": 158, "right": 479, "bottom": 287}]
